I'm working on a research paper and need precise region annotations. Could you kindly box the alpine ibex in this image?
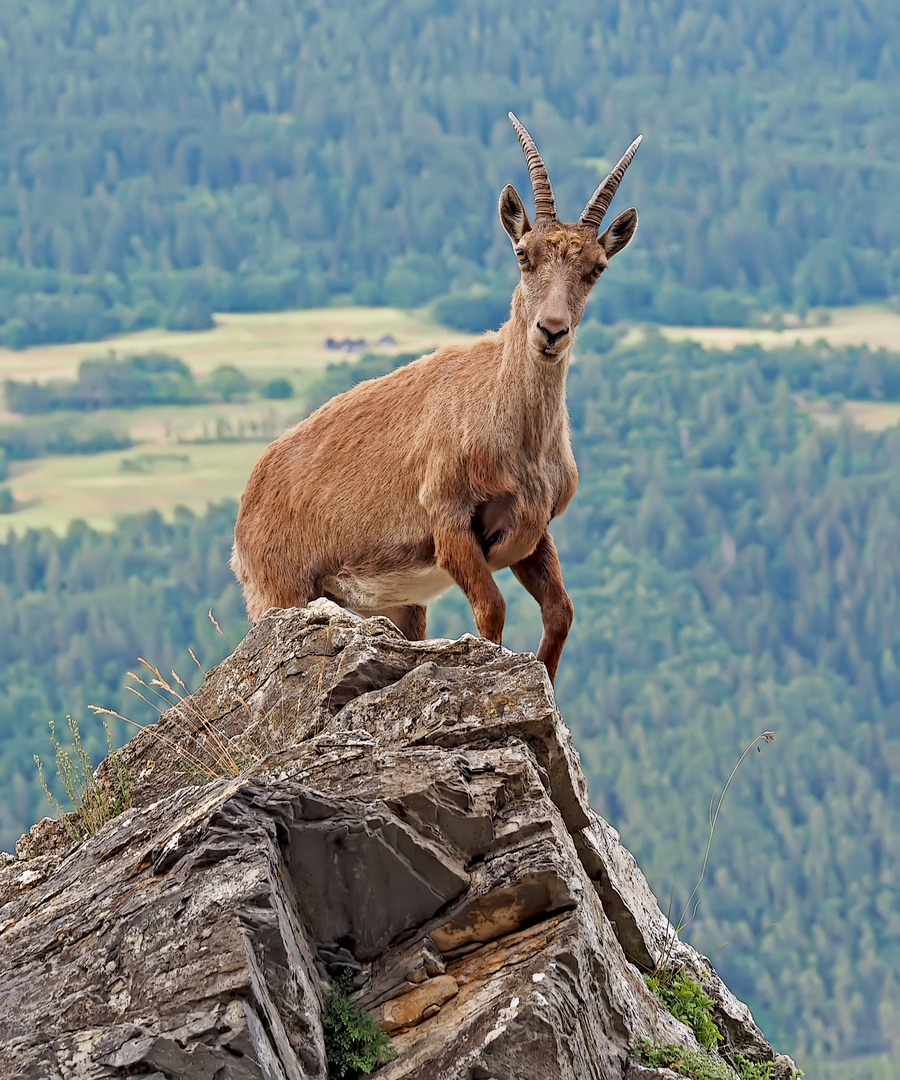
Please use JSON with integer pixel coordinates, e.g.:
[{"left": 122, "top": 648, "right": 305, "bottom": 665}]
[{"left": 231, "top": 113, "right": 641, "bottom": 682}]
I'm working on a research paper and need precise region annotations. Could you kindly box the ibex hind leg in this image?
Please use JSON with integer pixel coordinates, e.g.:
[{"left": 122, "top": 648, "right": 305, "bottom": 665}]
[
  {"left": 235, "top": 556, "right": 318, "bottom": 623},
  {"left": 365, "top": 604, "right": 427, "bottom": 641}
]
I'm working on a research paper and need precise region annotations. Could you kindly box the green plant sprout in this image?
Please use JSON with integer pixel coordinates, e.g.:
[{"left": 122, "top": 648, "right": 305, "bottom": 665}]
[
  {"left": 323, "top": 972, "right": 397, "bottom": 1079},
  {"left": 634, "top": 1039, "right": 786, "bottom": 1080},
  {"left": 644, "top": 968, "right": 722, "bottom": 1050}
]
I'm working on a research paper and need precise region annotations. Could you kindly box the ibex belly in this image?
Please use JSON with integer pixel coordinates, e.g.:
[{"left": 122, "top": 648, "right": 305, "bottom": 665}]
[{"left": 323, "top": 566, "right": 455, "bottom": 610}]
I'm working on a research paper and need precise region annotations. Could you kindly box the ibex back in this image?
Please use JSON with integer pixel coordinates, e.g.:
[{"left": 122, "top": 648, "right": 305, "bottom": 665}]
[{"left": 231, "top": 113, "right": 641, "bottom": 683}]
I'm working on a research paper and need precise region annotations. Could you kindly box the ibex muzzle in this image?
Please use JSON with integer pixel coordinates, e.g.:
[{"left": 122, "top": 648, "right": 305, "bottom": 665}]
[{"left": 232, "top": 113, "right": 642, "bottom": 683}]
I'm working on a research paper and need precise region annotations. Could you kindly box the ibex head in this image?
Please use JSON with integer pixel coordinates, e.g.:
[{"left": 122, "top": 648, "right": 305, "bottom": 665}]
[{"left": 500, "top": 112, "right": 642, "bottom": 360}]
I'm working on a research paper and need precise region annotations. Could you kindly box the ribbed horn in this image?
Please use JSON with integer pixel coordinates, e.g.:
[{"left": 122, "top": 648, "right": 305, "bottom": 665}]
[
  {"left": 508, "top": 112, "right": 557, "bottom": 221},
  {"left": 579, "top": 135, "right": 643, "bottom": 231}
]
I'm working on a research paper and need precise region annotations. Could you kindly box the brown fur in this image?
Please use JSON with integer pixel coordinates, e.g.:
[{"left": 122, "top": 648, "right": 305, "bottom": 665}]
[{"left": 232, "top": 129, "right": 640, "bottom": 684}]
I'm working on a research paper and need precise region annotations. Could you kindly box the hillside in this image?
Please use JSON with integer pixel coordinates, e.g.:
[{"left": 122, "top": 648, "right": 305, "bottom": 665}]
[
  {"left": 3, "top": 334, "right": 900, "bottom": 1077},
  {"left": 2, "top": 0, "right": 900, "bottom": 346}
]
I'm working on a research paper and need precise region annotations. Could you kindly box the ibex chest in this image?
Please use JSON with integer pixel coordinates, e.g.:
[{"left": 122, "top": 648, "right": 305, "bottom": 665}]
[
  {"left": 475, "top": 447, "right": 577, "bottom": 569},
  {"left": 508, "top": 419, "right": 578, "bottom": 513}
]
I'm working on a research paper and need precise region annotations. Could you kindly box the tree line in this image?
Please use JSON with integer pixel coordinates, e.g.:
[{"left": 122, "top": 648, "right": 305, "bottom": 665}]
[
  {"left": 3, "top": 351, "right": 292, "bottom": 414},
  {"left": 1, "top": 0, "right": 899, "bottom": 346}
]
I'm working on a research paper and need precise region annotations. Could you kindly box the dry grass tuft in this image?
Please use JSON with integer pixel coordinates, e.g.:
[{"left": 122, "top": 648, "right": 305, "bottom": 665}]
[{"left": 34, "top": 715, "right": 133, "bottom": 842}]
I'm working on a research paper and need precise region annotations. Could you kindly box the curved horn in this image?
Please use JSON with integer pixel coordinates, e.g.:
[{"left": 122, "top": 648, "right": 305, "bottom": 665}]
[
  {"left": 508, "top": 111, "right": 557, "bottom": 221},
  {"left": 579, "top": 135, "right": 643, "bottom": 231}
]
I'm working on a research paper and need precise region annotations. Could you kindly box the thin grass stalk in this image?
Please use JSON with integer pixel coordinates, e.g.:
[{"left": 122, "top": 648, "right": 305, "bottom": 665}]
[{"left": 657, "top": 730, "right": 775, "bottom": 975}]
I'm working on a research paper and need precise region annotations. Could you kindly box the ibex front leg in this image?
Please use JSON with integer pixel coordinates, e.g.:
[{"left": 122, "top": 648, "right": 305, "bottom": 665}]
[
  {"left": 511, "top": 531, "right": 574, "bottom": 684},
  {"left": 433, "top": 518, "right": 507, "bottom": 644}
]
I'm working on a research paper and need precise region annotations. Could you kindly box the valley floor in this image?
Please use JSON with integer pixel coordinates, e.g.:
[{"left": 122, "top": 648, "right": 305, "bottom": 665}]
[{"left": 1, "top": 303, "right": 899, "bottom": 536}]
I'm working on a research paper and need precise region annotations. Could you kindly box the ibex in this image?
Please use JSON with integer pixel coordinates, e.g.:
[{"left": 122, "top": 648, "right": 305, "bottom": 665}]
[{"left": 232, "top": 113, "right": 641, "bottom": 683}]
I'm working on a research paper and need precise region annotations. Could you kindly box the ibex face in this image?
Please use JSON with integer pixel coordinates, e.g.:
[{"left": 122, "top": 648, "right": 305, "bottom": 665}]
[{"left": 500, "top": 113, "right": 642, "bottom": 360}]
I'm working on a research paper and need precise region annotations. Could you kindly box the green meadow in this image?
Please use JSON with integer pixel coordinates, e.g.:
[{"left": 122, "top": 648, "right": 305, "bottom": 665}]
[
  {"left": 0, "top": 307, "right": 475, "bottom": 536},
  {"left": 3, "top": 303, "right": 900, "bottom": 537}
]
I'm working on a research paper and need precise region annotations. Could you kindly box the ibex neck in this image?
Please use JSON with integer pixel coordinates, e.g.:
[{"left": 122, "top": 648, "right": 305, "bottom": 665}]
[{"left": 497, "top": 285, "right": 571, "bottom": 435}]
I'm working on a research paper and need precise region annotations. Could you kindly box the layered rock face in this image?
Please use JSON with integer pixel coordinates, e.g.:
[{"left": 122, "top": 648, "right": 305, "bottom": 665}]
[{"left": 0, "top": 602, "right": 796, "bottom": 1079}]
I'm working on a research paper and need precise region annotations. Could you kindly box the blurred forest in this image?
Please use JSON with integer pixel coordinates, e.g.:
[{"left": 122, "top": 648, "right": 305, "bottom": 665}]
[
  {"left": 1, "top": 0, "right": 900, "bottom": 345},
  {"left": 3, "top": 338, "right": 900, "bottom": 1075}
]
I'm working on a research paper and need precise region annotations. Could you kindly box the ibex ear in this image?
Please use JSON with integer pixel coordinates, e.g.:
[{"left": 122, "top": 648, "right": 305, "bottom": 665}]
[
  {"left": 599, "top": 207, "right": 638, "bottom": 259},
  {"left": 499, "top": 184, "right": 531, "bottom": 243}
]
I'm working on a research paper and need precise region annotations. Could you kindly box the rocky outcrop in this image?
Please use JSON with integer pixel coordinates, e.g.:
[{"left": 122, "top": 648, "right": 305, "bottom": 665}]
[{"left": 0, "top": 601, "right": 797, "bottom": 1079}]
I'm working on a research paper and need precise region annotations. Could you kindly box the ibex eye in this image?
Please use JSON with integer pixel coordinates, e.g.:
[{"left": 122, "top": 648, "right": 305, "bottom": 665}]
[{"left": 515, "top": 249, "right": 528, "bottom": 263}]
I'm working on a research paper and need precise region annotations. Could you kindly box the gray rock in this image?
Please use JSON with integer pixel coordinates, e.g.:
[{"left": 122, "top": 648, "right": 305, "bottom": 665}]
[{"left": 0, "top": 601, "right": 797, "bottom": 1079}]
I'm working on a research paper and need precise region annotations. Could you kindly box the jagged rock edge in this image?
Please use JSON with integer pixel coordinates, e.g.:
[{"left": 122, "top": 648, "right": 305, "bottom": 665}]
[{"left": 0, "top": 601, "right": 797, "bottom": 1079}]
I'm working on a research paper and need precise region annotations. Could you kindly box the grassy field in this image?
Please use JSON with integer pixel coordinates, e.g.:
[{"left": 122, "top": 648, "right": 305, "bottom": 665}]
[
  {"left": 2, "top": 302, "right": 900, "bottom": 537},
  {"left": 0, "top": 306, "right": 474, "bottom": 537},
  {"left": 106, "top": 399, "right": 304, "bottom": 445},
  {"left": 799, "top": 397, "right": 900, "bottom": 432},
  {"left": 0, "top": 306, "right": 472, "bottom": 388},
  {"left": 4, "top": 442, "right": 273, "bottom": 534},
  {"left": 659, "top": 303, "right": 900, "bottom": 351}
]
